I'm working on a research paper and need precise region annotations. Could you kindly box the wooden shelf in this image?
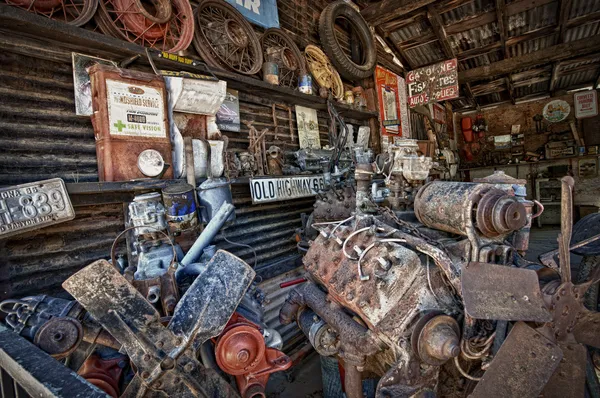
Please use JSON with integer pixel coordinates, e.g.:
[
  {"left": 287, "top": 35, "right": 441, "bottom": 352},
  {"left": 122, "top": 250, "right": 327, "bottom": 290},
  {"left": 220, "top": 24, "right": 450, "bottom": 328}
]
[
  {"left": 0, "top": 7, "right": 378, "bottom": 121},
  {"left": 459, "top": 154, "right": 599, "bottom": 171}
]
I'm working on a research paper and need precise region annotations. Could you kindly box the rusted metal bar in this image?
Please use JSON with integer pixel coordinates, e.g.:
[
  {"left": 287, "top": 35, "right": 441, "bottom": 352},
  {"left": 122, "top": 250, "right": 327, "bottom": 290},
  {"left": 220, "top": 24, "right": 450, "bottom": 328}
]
[{"left": 559, "top": 176, "right": 574, "bottom": 282}]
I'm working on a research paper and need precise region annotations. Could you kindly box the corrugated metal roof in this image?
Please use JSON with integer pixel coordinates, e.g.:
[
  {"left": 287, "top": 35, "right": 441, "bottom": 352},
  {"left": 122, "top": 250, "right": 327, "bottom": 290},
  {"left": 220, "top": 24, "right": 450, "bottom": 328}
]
[
  {"left": 568, "top": 0, "right": 600, "bottom": 19},
  {"left": 459, "top": 50, "right": 503, "bottom": 70},
  {"left": 389, "top": 18, "right": 433, "bottom": 43},
  {"left": 506, "top": 34, "right": 558, "bottom": 57},
  {"left": 564, "top": 21, "right": 600, "bottom": 42},
  {"left": 439, "top": 0, "right": 496, "bottom": 26},
  {"left": 404, "top": 41, "right": 446, "bottom": 68},
  {"left": 556, "top": 67, "right": 598, "bottom": 89},
  {"left": 514, "top": 80, "right": 550, "bottom": 98},
  {"left": 507, "top": 1, "right": 558, "bottom": 37},
  {"left": 449, "top": 22, "right": 500, "bottom": 54}
]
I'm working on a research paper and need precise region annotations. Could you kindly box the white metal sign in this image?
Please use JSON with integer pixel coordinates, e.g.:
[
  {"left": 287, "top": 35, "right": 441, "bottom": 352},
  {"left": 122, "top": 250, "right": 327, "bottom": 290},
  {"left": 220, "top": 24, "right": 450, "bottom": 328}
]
[
  {"left": 107, "top": 79, "right": 167, "bottom": 138},
  {"left": 295, "top": 106, "right": 321, "bottom": 149},
  {"left": 0, "top": 178, "right": 75, "bottom": 239},
  {"left": 574, "top": 90, "right": 598, "bottom": 119},
  {"left": 250, "top": 175, "right": 325, "bottom": 203}
]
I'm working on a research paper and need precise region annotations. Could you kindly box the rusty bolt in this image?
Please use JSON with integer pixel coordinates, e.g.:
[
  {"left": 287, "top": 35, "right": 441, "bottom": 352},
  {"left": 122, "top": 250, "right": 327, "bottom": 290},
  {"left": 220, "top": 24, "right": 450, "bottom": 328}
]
[
  {"left": 353, "top": 245, "right": 363, "bottom": 255},
  {"left": 184, "top": 363, "right": 195, "bottom": 373},
  {"left": 156, "top": 341, "right": 164, "bottom": 348},
  {"left": 347, "top": 292, "right": 354, "bottom": 300},
  {"left": 359, "top": 301, "right": 368, "bottom": 308},
  {"left": 143, "top": 354, "right": 151, "bottom": 362},
  {"left": 237, "top": 349, "right": 250, "bottom": 363},
  {"left": 173, "top": 377, "right": 181, "bottom": 384},
  {"left": 155, "top": 381, "right": 163, "bottom": 388},
  {"left": 560, "top": 289, "right": 566, "bottom": 296},
  {"left": 174, "top": 337, "right": 183, "bottom": 346},
  {"left": 141, "top": 371, "right": 150, "bottom": 379}
]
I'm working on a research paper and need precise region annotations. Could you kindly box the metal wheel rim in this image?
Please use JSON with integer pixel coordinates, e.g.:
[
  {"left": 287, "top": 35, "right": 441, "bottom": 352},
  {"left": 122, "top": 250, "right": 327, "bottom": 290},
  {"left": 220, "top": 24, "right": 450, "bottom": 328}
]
[
  {"left": 261, "top": 28, "right": 305, "bottom": 89},
  {"left": 132, "top": 0, "right": 172, "bottom": 24},
  {"left": 304, "top": 44, "right": 343, "bottom": 100},
  {"left": 5, "top": 0, "right": 98, "bottom": 26},
  {"left": 193, "top": 0, "right": 263, "bottom": 75},
  {"left": 96, "top": 0, "right": 193, "bottom": 52}
]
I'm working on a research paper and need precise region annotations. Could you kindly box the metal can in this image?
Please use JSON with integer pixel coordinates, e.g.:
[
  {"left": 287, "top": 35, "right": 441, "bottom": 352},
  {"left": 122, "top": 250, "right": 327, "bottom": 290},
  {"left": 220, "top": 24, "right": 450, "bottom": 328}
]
[
  {"left": 161, "top": 183, "right": 198, "bottom": 232},
  {"left": 262, "top": 61, "right": 279, "bottom": 85},
  {"left": 299, "top": 74, "right": 312, "bottom": 95},
  {"left": 198, "top": 177, "right": 235, "bottom": 224}
]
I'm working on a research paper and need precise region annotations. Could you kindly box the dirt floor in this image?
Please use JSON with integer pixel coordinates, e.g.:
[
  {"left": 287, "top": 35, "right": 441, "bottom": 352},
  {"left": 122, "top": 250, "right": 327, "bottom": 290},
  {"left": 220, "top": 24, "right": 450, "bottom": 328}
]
[{"left": 265, "top": 226, "right": 572, "bottom": 398}]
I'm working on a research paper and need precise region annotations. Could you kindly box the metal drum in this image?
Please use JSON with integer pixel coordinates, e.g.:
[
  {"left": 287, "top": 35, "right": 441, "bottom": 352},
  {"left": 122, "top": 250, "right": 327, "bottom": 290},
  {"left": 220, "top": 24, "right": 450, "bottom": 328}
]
[{"left": 161, "top": 183, "right": 198, "bottom": 232}]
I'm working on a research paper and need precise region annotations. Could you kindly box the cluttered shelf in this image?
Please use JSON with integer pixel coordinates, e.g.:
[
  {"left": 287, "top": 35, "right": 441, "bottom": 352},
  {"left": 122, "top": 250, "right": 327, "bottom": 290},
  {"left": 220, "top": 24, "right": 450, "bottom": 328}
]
[
  {"left": 0, "top": 6, "right": 378, "bottom": 121},
  {"left": 458, "top": 154, "right": 600, "bottom": 172}
]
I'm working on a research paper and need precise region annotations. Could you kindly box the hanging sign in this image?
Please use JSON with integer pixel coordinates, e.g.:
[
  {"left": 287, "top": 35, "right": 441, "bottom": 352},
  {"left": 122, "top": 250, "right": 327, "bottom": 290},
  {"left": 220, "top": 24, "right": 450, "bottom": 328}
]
[
  {"left": 543, "top": 99, "right": 570, "bottom": 123},
  {"left": 432, "top": 103, "right": 446, "bottom": 124},
  {"left": 249, "top": 175, "right": 325, "bottom": 203},
  {"left": 574, "top": 90, "right": 598, "bottom": 119},
  {"left": 224, "top": 0, "right": 279, "bottom": 28},
  {"left": 406, "top": 58, "right": 459, "bottom": 107}
]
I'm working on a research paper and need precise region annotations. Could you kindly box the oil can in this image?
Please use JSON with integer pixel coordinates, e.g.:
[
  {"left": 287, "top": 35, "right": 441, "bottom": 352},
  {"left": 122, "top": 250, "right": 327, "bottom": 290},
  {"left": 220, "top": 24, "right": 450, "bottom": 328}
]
[{"left": 89, "top": 64, "right": 173, "bottom": 181}]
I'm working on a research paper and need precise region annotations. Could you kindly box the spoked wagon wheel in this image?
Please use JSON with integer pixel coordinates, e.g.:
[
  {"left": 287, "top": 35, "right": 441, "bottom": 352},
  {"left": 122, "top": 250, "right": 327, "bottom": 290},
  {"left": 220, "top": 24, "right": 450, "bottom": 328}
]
[
  {"left": 193, "top": 0, "right": 263, "bottom": 75},
  {"left": 95, "top": 0, "right": 194, "bottom": 52},
  {"left": 260, "top": 28, "right": 305, "bottom": 89},
  {"left": 4, "top": 0, "right": 98, "bottom": 26},
  {"left": 304, "top": 44, "right": 343, "bottom": 100}
]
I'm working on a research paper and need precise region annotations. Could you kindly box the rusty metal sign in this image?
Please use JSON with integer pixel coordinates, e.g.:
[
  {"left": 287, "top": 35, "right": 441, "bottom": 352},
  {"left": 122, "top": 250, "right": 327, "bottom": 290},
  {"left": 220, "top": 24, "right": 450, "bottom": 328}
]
[
  {"left": 406, "top": 59, "right": 458, "bottom": 107},
  {"left": 462, "top": 262, "right": 551, "bottom": 322},
  {"left": 471, "top": 322, "right": 562, "bottom": 398},
  {"left": 249, "top": 175, "right": 325, "bottom": 204},
  {"left": 0, "top": 178, "right": 75, "bottom": 239}
]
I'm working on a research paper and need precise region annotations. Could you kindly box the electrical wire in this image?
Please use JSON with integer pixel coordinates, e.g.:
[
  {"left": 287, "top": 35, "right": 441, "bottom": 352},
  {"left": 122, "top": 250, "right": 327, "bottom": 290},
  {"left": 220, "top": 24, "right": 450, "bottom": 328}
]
[
  {"left": 454, "top": 356, "right": 482, "bottom": 381},
  {"left": 356, "top": 238, "right": 406, "bottom": 281},
  {"left": 222, "top": 231, "right": 257, "bottom": 269}
]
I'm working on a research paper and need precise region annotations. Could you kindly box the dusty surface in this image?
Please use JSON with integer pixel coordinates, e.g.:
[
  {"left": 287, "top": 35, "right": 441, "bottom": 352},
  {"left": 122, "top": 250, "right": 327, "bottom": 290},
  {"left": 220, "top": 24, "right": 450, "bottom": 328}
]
[{"left": 266, "top": 354, "right": 324, "bottom": 398}]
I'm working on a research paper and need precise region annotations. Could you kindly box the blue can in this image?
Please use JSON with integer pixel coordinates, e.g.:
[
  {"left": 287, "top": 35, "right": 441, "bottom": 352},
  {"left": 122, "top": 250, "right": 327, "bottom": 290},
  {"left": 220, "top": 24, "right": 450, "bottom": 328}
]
[
  {"left": 161, "top": 183, "right": 198, "bottom": 232},
  {"left": 299, "top": 74, "right": 312, "bottom": 95}
]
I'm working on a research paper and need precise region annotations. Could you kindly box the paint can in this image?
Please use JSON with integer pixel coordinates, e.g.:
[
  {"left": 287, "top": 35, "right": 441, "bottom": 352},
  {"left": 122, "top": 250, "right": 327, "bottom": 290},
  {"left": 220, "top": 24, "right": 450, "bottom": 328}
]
[
  {"left": 262, "top": 61, "right": 279, "bottom": 85},
  {"left": 299, "top": 74, "right": 312, "bottom": 95},
  {"left": 161, "top": 183, "right": 198, "bottom": 232}
]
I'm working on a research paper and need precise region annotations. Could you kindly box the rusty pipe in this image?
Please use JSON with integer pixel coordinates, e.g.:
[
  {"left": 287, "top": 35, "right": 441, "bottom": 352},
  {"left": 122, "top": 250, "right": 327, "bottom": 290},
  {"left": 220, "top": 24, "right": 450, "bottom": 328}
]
[
  {"left": 343, "top": 362, "right": 363, "bottom": 398},
  {"left": 279, "top": 282, "right": 379, "bottom": 356}
]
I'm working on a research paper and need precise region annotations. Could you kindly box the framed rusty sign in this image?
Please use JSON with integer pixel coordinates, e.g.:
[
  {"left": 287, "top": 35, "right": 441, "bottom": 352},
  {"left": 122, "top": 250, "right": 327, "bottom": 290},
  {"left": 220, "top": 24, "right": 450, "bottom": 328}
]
[
  {"left": 0, "top": 178, "right": 75, "bottom": 239},
  {"left": 406, "top": 59, "right": 459, "bottom": 107},
  {"left": 250, "top": 175, "right": 325, "bottom": 203}
]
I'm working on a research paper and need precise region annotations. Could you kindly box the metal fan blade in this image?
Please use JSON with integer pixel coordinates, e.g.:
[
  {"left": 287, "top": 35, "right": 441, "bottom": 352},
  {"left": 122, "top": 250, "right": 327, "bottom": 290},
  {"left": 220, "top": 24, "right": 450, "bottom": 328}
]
[
  {"left": 62, "top": 260, "right": 169, "bottom": 368},
  {"left": 462, "top": 262, "right": 552, "bottom": 322},
  {"left": 168, "top": 250, "right": 255, "bottom": 350},
  {"left": 541, "top": 342, "right": 587, "bottom": 398},
  {"left": 470, "top": 322, "right": 563, "bottom": 398},
  {"left": 573, "top": 310, "right": 600, "bottom": 349}
]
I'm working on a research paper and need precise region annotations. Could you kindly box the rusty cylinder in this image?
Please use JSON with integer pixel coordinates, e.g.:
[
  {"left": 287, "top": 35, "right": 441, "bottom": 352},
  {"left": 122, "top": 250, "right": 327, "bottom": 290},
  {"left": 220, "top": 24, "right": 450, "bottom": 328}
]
[{"left": 414, "top": 181, "right": 527, "bottom": 238}]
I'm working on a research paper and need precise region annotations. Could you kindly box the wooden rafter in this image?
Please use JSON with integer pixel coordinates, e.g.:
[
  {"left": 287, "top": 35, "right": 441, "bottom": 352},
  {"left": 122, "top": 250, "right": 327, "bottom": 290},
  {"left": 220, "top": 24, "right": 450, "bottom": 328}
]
[
  {"left": 457, "top": 42, "right": 502, "bottom": 61},
  {"left": 426, "top": 4, "right": 455, "bottom": 60},
  {"left": 548, "top": 62, "right": 561, "bottom": 93},
  {"left": 459, "top": 35, "right": 600, "bottom": 83},
  {"left": 496, "top": 0, "right": 508, "bottom": 58},
  {"left": 361, "top": 0, "right": 437, "bottom": 26}
]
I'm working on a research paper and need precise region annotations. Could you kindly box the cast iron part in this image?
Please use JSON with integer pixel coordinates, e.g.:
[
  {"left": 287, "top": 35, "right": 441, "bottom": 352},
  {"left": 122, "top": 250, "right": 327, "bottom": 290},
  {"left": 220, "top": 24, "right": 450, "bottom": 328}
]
[{"left": 215, "top": 313, "right": 291, "bottom": 398}]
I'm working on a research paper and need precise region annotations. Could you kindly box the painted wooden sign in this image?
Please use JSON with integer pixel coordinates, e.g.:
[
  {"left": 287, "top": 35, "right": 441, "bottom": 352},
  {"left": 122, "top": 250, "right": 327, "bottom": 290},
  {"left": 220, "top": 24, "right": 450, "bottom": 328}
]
[{"left": 406, "top": 59, "right": 459, "bottom": 107}]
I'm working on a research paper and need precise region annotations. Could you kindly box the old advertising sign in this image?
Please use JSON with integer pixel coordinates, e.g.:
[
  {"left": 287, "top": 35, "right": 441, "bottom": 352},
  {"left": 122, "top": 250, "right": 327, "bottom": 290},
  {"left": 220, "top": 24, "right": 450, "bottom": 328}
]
[
  {"left": 406, "top": 59, "right": 459, "bottom": 107},
  {"left": 375, "top": 66, "right": 401, "bottom": 136},
  {"left": 225, "top": 0, "right": 279, "bottom": 28},
  {"left": 250, "top": 175, "right": 325, "bottom": 203},
  {"left": 295, "top": 106, "right": 321, "bottom": 149},
  {"left": 0, "top": 179, "right": 75, "bottom": 239},
  {"left": 107, "top": 79, "right": 167, "bottom": 138},
  {"left": 574, "top": 90, "right": 598, "bottom": 119}
]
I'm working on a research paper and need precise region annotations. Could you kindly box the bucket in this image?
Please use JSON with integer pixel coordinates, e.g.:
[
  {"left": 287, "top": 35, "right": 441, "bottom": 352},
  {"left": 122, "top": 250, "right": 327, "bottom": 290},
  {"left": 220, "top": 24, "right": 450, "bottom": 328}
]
[{"left": 161, "top": 183, "right": 198, "bottom": 232}]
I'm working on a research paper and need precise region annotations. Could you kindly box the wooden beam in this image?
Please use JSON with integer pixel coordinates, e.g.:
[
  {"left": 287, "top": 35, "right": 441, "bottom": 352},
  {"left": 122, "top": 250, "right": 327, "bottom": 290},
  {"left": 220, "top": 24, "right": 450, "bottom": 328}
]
[
  {"left": 380, "top": 11, "right": 427, "bottom": 33},
  {"left": 437, "top": 0, "right": 477, "bottom": 14},
  {"left": 557, "top": 0, "right": 572, "bottom": 42},
  {"left": 396, "top": 34, "right": 438, "bottom": 51},
  {"left": 513, "top": 74, "right": 552, "bottom": 88},
  {"left": 505, "top": 0, "right": 556, "bottom": 16},
  {"left": 426, "top": 5, "right": 455, "bottom": 59},
  {"left": 376, "top": 27, "right": 416, "bottom": 70},
  {"left": 459, "top": 34, "right": 600, "bottom": 83},
  {"left": 444, "top": 11, "right": 497, "bottom": 35},
  {"left": 560, "top": 63, "right": 600, "bottom": 75},
  {"left": 566, "top": 10, "right": 600, "bottom": 28},
  {"left": 361, "top": 0, "right": 437, "bottom": 26},
  {"left": 463, "top": 83, "right": 476, "bottom": 106},
  {"left": 457, "top": 42, "right": 502, "bottom": 61},
  {"left": 496, "top": 0, "right": 508, "bottom": 58},
  {"left": 511, "top": 66, "right": 552, "bottom": 82},
  {"left": 504, "top": 25, "right": 558, "bottom": 47},
  {"left": 506, "top": 77, "right": 516, "bottom": 104}
]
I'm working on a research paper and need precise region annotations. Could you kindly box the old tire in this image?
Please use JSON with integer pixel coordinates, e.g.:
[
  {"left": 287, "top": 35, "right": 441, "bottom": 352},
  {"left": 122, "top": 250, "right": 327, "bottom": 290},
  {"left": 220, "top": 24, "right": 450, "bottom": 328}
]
[{"left": 318, "top": 1, "right": 376, "bottom": 81}]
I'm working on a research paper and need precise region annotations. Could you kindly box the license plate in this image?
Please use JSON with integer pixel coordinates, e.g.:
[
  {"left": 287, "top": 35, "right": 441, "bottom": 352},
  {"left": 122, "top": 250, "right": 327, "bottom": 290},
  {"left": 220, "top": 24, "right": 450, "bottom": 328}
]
[{"left": 0, "top": 179, "right": 75, "bottom": 239}]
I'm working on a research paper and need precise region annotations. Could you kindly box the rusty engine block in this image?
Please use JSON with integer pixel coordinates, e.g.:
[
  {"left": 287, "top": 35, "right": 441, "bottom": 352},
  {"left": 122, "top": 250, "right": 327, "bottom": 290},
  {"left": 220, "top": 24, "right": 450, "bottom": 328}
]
[{"left": 281, "top": 159, "right": 600, "bottom": 397}]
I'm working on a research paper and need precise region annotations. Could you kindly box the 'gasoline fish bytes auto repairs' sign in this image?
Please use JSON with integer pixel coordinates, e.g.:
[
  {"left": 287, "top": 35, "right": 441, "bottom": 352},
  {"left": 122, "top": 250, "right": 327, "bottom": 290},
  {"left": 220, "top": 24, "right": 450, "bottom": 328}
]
[
  {"left": 250, "top": 175, "right": 325, "bottom": 203},
  {"left": 406, "top": 59, "right": 459, "bottom": 107}
]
